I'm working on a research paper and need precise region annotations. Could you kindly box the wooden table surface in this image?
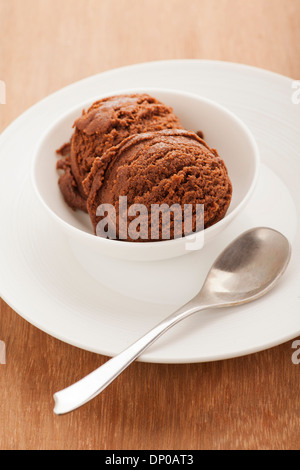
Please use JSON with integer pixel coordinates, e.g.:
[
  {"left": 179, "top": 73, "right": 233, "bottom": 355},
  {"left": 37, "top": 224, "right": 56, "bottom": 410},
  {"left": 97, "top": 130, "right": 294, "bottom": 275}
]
[{"left": 1, "top": 0, "right": 300, "bottom": 451}]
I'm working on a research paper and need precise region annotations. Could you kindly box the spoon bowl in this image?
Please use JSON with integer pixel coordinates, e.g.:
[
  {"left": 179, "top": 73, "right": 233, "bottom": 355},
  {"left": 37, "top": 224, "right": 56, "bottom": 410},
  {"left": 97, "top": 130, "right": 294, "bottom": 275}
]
[
  {"left": 199, "top": 227, "right": 291, "bottom": 307},
  {"left": 53, "top": 227, "right": 291, "bottom": 415}
]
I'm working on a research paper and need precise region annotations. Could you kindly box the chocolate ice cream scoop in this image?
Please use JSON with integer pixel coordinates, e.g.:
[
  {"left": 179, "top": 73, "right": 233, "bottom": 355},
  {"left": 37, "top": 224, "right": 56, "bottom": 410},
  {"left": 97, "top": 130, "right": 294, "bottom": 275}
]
[
  {"left": 56, "top": 94, "right": 183, "bottom": 212},
  {"left": 83, "top": 129, "right": 232, "bottom": 242}
]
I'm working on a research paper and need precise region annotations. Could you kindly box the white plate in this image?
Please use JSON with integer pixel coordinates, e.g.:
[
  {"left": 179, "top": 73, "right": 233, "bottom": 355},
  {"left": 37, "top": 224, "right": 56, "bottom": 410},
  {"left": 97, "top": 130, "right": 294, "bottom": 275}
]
[{"left": 0, "top": 60, "right": 299, "bottom": 363}]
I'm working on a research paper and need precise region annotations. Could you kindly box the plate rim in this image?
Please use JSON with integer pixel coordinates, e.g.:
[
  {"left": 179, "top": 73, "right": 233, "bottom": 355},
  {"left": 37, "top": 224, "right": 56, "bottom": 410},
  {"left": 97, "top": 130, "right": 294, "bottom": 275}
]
[{"left": 0, "top": 58, "right": 295, "bottom": 140}]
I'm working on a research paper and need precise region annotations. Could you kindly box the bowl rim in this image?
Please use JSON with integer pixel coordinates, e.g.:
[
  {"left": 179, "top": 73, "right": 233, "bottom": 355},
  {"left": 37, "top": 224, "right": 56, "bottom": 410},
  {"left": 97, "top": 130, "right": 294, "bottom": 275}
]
[{"left": 31, "top": 87, "right": 261, "bottom": 251}]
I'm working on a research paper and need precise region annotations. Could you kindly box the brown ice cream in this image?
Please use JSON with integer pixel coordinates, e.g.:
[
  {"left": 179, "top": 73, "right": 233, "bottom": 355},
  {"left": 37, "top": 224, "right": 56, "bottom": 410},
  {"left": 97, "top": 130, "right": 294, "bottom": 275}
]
[
  {"left": 56, "top": 94, "right": 183, "bottom": 211},
  {"left": 83, "top": 129, "right": 232, "bottom": 242}
]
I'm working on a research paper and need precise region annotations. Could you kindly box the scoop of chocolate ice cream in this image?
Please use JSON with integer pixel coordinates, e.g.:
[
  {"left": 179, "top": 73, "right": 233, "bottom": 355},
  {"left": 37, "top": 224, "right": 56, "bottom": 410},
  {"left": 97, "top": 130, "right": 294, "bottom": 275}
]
[
  {"left": 83, "top": 129, "right": 232, "bottom": 242},
  {"left": 56, "top": 94, "right": 183, "bottom": 211}
]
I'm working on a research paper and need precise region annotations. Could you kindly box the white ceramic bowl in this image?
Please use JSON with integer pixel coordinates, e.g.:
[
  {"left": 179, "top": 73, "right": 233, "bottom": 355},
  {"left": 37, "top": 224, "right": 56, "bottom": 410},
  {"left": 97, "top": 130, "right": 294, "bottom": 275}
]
[{"left": 32, "top": 88, "right": 260, "bottom": 304}]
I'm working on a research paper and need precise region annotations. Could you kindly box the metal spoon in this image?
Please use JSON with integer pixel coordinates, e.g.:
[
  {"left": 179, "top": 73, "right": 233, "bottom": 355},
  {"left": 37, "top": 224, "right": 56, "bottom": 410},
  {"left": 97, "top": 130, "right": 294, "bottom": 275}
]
[{"left": 53, "top": 227, "right": 291, "bottom": 415}]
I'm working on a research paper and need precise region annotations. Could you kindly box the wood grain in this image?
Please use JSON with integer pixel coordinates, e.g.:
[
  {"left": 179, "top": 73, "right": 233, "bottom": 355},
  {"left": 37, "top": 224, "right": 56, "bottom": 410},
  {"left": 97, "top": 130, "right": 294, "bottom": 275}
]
[{"left": 1, "top": 0, "right": 300, "bottom": 450}]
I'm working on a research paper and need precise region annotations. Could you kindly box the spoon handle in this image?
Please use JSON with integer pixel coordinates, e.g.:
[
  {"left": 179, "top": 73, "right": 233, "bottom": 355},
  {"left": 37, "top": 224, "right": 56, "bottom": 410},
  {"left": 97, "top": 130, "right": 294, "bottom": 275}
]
[{"left": 53, "top": 299, "right": 209, "bottom": 415}]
